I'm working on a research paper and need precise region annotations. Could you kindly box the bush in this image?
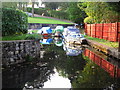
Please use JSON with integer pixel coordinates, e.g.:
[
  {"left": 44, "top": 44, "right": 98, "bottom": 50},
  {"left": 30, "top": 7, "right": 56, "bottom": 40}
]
[
  {"left": 84, "top": 16, "right": 94, "bottom": 24},
  {"left": 2, "top": 8, "right": 28, "bottom": 36}
]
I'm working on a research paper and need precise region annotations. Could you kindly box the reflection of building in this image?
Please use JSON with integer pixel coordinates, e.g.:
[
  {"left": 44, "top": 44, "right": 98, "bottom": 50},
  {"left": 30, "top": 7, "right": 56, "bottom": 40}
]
[{"left": 84, "top": 48, "right": 120, "bottom": 78}]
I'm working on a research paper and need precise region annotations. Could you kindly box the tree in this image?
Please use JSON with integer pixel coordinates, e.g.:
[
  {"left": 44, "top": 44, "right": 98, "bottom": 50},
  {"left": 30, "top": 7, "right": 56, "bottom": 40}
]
[
  {"left": 31, "top": 2, "right": 39, "bottom": 17},
  {"left": 32, "top": 2, "right": 35, "bottom": 17},
  {"left": 43, "top": 2, "right": 61, "bottom": 10},
  {"left": 78, "top": 2, "right": 120, "bottom": 23},
  {"left": 18, "top": 2, "right": 28, "bottom": 11},
  {"left": 2, "top": 2, "right": 17, "bottom": 9},
  {"left": 67, "top": 2, "right": 87, "bottom": 24}
]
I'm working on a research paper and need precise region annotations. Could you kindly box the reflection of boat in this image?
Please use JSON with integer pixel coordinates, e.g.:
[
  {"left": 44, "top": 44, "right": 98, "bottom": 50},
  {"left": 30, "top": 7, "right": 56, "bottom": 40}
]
[
  {"left": 54, "top": 37, "right": 63, "bottom": 46},
  {"left": 67, "top": 26, "right": 75, "bottom": 29},
  {"left": 63, "top": 28, "right": 86, "bottom": 44},
  {"left": 40, "top": 38, "right": 53, "bottom": 44},
  {"left": 37, "top": 27, "right": 52, "bottom": 36},
  {"left": 63, "top": 42, "right": 83, "bottom": 56},
  {"left": 53, "top": 26, "right": 64, "bottom": 36}
]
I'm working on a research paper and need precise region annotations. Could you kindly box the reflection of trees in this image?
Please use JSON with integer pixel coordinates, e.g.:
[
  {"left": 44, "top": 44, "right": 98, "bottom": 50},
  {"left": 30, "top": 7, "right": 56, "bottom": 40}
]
[
  {"left": 43, "top": 44, "right": 86, "bottom": 83},
  {"left": 2, "top": 57, "right": 55, "bottom": 89},
  {"left": 55, "top": 56, "right": 86, "bottom": 78},
  {"left": 72, "top": 56, "right": 120, "bottom": 89}
]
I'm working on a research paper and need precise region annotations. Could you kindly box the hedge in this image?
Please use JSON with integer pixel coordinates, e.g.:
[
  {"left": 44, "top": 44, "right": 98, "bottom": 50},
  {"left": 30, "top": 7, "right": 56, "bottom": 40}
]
[
  {"left": 48, "top": 10, "right": 69, "bottom": 20},
  {"left": 2, "top": 8, "right": 28, "bottom": 36},
  {"left": 27, "top": 7, "right": 49, "bottom": 16},
  {"left": 27, "top": 7, "right": 69, "bottom": 20}
]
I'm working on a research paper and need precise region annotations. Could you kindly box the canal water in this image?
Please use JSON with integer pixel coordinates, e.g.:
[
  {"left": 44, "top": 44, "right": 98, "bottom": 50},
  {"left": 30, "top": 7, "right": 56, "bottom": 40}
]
[{"left": 2, "top": 37, "right": 120, "bottom": 90}]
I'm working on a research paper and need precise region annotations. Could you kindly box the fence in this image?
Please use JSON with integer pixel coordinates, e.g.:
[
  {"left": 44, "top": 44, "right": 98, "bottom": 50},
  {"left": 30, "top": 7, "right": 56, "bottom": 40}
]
[
  {"left": 84, "top": 49, "right": 120, "bottom": 78},
  {"left": 85, "top": 22, "right": 120, "bottom": 42}
]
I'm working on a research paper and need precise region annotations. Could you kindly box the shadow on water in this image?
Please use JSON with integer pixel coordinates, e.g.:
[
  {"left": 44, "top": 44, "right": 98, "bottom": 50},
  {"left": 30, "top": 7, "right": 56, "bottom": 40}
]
[{"left": 2, "top": 37, "right": 120, "bottom": 90}]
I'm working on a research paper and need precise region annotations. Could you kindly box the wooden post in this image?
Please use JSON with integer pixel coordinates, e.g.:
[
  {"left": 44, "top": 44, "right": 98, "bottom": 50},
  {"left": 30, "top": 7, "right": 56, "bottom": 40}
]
[
  {"left": 101, "top": 23, "right": 103, "bottom": 39},
  {"left": 90, "top": 24, "right": 91, "bottom": 37},
  {"left": 118, "top": 32, "right": 120, "bottom": 52},
  {"left": 117, "top": 22, "right": 120, "bottom": 52},
  {"left": 85, "top": 23, "right": 87, "bottom": 35},
  {"left": 95, "top": 24, "right": 96, "bottom": 38}
]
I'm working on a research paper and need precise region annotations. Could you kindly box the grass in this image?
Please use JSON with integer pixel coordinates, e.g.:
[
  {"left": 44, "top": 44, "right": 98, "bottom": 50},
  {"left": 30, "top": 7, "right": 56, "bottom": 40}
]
[
  {"left": 84, "top": 35, "right": 119, "bottom": 48},
  {"left": 28, "top": 17, "right": 73, "bottom": 24},
  {"left": 32, "top": 30, "right": 38, "bottom": 33},
  {"left": 2, "top": 34, "right": 42, "bottom": 41}
]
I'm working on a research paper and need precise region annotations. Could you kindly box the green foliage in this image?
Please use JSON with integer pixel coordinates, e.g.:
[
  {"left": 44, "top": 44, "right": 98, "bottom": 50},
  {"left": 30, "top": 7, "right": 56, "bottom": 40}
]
[
  {"left": 2, "top": 2, "right": 18, "bottom": 9},
  {"left": 58, "top": 2, "right": 70, "bottom": 11},
  {"left": 67, "top": 2, "right": 87, "bottom": 24},
  {"left": 2, "top": 8, "right": 28, "bottom": 36},
  {"left": 78, "top": 2, "right": 120, "bottom": 23},
  {"left": 84, "top": 16, "right": 94, "bottom": 24},
  {"left": 48, "top": 10, "right": 69, "bottom": 19},
  {"left": 107, "top": 2, "right": 120, "bottom": 13},
  {"left": 42, "top": 2, "right": 61, "bottom": 10},
  {"left": 27, "top": 7, "right": 49, "bottom": 16}
]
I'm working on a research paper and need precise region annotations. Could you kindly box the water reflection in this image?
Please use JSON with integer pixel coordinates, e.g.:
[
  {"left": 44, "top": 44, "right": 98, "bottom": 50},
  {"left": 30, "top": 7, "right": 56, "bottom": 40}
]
[
  {"left": 84, "top": 48, "right": 120, "bottom": 78},
  {"left": 43, "top": 68, "right": 71, "bottom": 88},
  {"left": 40, "top": 36, "right": 84, "bottom": 56},
  {"left": 63, "top": 41, "right": 84, "bottom": 56},
  {"left": 2, "top": 36, "right": 120, "bottom": 89},
  {"left": 54, "top": 37, "right": 63, "bottom": 47},
  {"left": 2, "top": 58, "right": 55, "bottom": 89},
  {"left": 40, "top": 36, "right": 53, "bottom": 45}
]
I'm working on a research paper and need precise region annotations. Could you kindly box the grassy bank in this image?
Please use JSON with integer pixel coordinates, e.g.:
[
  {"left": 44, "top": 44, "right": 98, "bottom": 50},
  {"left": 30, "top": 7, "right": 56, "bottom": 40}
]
[
  {"left": 2, "top": 34, "right": 42, "bottom": 41},
  {"left": 28, "top": 17, "right": 73, "bottom": 24},
  {"left": 84, "top": 35, "right": 119, "bottom": 48}
]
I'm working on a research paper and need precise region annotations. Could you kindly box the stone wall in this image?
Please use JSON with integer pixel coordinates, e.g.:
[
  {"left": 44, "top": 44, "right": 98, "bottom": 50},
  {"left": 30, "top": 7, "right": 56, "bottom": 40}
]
[{"left": 1, "top": 40, "right": 41, "bottom": 66}]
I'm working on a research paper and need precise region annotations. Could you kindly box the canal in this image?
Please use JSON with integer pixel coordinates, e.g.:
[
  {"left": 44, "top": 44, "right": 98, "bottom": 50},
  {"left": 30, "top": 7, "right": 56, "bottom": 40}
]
[{"left": 2, "top": 36, "right": 120, "bottom": 90}]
